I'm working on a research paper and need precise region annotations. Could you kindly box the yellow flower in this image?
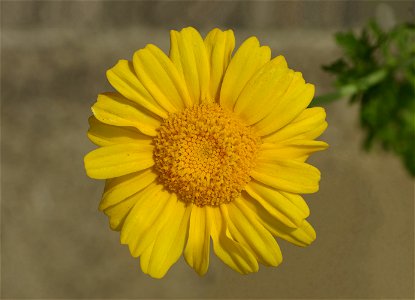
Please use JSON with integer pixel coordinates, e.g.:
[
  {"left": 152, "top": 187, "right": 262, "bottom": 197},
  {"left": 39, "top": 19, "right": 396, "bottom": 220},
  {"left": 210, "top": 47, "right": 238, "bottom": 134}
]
[{"left": 84, "top": 27, "right": 328, "bottom": 278}]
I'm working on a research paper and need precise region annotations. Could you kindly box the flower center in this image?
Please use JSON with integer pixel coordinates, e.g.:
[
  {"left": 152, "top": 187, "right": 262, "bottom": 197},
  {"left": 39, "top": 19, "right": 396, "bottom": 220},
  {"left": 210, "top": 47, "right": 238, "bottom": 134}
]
[{"left": 153, "top": 103, "right": 261, "bottom": 207}]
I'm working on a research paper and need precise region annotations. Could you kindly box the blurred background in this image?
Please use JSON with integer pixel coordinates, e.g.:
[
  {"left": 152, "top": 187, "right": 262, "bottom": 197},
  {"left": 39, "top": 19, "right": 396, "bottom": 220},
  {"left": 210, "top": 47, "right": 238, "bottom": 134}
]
[{"left": 1, "top": 1, "right": 414, "bottom": 298}]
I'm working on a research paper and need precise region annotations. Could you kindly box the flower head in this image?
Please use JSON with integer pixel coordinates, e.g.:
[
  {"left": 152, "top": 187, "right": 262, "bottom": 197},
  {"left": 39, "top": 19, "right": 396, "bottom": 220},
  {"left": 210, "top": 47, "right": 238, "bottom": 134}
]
[{"left": 84, "top": 27, "right": 328, "bottom": 278}]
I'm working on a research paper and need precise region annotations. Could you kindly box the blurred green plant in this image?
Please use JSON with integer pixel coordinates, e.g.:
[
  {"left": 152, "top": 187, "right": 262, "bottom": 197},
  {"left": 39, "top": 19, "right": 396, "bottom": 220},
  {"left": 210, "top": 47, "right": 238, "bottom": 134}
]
[{"left": 313, "top": 20, "right": 415, "bottom": 176}]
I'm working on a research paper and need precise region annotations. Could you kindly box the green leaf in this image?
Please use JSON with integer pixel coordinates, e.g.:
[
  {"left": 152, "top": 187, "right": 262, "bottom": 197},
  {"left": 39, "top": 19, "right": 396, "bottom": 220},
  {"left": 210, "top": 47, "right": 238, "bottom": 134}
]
[{"left": 317, "top": 20, "right": 415, "bottom": 176}]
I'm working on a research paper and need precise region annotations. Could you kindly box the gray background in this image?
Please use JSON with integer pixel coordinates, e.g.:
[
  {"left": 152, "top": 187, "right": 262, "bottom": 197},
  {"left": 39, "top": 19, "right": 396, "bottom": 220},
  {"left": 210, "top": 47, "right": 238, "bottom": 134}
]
[{"left": 1, "top": 1, "right": 414, "bottom": 298}]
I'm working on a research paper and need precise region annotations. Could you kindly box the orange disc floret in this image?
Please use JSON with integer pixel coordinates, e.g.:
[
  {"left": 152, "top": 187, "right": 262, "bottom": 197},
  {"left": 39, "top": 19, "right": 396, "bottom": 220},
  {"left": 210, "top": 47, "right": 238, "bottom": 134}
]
[{"left": 153, "top": 103, "right": 261, "bottom": 206}]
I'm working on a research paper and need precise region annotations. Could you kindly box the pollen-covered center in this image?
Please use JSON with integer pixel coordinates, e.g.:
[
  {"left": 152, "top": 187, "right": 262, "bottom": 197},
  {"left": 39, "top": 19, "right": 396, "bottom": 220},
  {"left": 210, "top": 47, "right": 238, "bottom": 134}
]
[{"left": 153, "top": 103, "right": 261, "bottom": 207}]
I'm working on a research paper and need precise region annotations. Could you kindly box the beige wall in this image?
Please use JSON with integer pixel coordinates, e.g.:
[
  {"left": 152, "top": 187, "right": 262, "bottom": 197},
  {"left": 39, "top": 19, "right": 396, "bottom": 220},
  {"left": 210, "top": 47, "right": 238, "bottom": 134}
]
[{"left": 1, "top": 1, "right": 414, "bottom": 298}]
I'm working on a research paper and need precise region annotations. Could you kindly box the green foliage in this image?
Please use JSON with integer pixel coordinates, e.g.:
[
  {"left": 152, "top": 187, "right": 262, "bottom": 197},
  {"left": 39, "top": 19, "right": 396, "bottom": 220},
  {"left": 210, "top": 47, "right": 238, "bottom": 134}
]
[{"left": 317, "top": 20, "right": 415, "bottom": 176}]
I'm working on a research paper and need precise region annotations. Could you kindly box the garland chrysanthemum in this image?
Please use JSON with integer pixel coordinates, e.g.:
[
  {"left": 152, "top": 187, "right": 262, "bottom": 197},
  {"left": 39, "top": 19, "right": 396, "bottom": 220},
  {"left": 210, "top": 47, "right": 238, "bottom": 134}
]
[{"left": 84, "top": 27, "right": 328, "bottom": 278}]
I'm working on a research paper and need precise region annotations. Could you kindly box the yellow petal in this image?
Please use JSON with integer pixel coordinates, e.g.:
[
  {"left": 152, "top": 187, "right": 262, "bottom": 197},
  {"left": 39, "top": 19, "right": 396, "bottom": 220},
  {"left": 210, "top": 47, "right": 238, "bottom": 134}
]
[
  {"left": 133, "top": 44, "right": 192, "bottom": 112},
  {"left": 139, "top": 240, "right": 155, "bottom": 274},
  {"left": 263, "top": 107, "right": 328, "bottom": 143},
  {"left": 87, "top": 116, "right": 152, "bottom": 147},
  {"left": 92, "top": 92, "right": 161, "bottom": 136},
  {"left": 204, "top": 28, "right": 235, "bottom": 100},
  {"left": 243, "top": 196, "right": 316, "bottom": 247},
  {"left": 103, "top": 196, "right": 136, "bottom": 231},
  {"left": 84, "top": 143, "right": 154, "bottom": 179},
  {"left": 106, "top": 60, "right": 168, "bottom": 118},
  {"left": 102, "top": 183, "right": 159, "bottom": 231},
  {"left": 259, "top": 141, "right": 329, "bottom": 162},
  {"left": 234, "top": 56, "right": 294, "bottom": 125},
  {"left": 280, "top": 191, "right": 310, "bottom": 219},
  {"left": 244, "top": 180, "right": 308, "bottom": 228},
  {"left": 220, "top": 36, "right": 271, "bottom": 111},
  {"left": 225, "top": 200, "right": 283, "bottom": 267},
  {"left": 140, "top": 198, "right": 192, "bottom": 279},
  {"left": 121, "top": 186, "right": 172, "bottom": 258},
  {"left": 207, "top": 206, "right": 258, "bottom": 274},
  {"left": 253, "top": 73, "right": 315, "bottom": 136},
  {"left": 276, "top": 219, "right": 316, "bottom": 247},
  {"left": 99, "top": 168, "right": 158, "bottom": 211},
  {"left": 251, "top": 159, "right": 321, "bottom": 194},
  {"left": 170, "top": 27, "right": 210, "bottom": 104},
  {"left": 184, "top": 206, "right": 211, "bottom": 276}
]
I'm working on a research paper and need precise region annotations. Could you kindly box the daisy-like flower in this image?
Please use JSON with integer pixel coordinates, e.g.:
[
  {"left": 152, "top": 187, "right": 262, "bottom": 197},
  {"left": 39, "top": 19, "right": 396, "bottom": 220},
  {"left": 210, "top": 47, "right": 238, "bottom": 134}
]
[{"left": 84, "top": 27, "right": 328, "bottom": 278}]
